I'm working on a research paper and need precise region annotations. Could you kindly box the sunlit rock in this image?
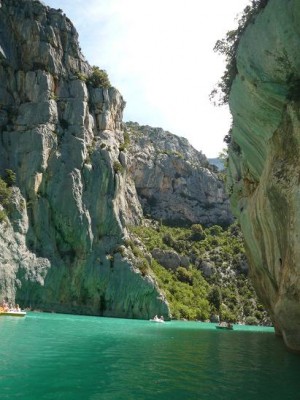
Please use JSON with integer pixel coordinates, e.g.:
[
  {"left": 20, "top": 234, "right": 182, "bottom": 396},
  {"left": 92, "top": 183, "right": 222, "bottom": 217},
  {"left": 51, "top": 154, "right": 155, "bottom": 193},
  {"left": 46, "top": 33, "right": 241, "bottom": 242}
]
[
  {"left": 228, "top": 0, "right": 300, "bottom": 351},
  {"left": 0, "top": 0, "right": 168, "bottom": 319}
]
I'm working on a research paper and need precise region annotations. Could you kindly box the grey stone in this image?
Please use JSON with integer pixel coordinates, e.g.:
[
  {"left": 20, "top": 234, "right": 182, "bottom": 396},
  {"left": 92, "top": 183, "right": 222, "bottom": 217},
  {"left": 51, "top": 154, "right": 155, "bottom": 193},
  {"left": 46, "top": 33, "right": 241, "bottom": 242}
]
[
  {"left": 0, "top": 0, "right": 169, "bottom": 320},
  {"left": 200, "top": 261, "right": 216, "bottom": 277},
  {"left": 126, "top": 122, "right": 233, "bottom": 227},
  {"left": 151, "top": 248, "right": 189, "bottom": 270},
  {"left": 16, "top": 100, "right": 58, "bottom": 126}
]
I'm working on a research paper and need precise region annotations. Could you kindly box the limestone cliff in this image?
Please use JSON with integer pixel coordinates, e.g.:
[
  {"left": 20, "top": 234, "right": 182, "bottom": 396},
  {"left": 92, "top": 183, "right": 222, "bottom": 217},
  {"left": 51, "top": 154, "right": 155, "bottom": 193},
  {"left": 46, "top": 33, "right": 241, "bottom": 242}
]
[
  {"left": 126, "top": 122, "right": 233, "bottom": 227},
  {"left": 0, "top": 0, "right": 168, "bottom": 319},
  {"left": 227, "top": 0, "right": 300, "bottom": 350}
]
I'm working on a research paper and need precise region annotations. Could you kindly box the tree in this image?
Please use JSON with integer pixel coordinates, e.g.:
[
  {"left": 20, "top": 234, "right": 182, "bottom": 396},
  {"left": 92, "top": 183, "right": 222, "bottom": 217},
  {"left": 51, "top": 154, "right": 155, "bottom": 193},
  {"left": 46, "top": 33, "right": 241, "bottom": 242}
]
[
  {"left": 190, "top": 224, "right": 205, "bottom": 241},
  {"left": 208, "top": 286, "right": 222, "bottom": 312}
]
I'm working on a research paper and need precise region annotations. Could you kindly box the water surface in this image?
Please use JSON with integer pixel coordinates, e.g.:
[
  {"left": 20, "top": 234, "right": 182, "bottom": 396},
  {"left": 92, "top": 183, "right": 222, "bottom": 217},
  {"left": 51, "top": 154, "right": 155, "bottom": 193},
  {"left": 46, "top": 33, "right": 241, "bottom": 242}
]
[{"left": 0, "top": 313, "right": 299, "bottom": 399}]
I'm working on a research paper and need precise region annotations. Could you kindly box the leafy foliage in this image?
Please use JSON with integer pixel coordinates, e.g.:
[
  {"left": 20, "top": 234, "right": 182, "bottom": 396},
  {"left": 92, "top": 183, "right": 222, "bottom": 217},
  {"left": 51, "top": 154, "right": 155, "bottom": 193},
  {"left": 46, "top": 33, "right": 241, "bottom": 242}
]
[
  {"left": 150, "top": 259, "right": 210, "bottom": 320},
  {"left": 0, "top": 176, "right": 13, "bottom": 222},
  {"left": 211, "top": 0, "right": 269, "bottom": 105},
  {"left": 119, "top": 130, "right": 130, "bottom": 152},
  {"left": 4, "top": 169, "right": 16, "bottom": 187},
  {"left": 74, "top": 71, "right": 87, "bottom": 82},
  {"left": 130, "top": 221, "right": 270, "bottom": 324},
  {"left": 113, "top": 161, "right": 124, "bottom": 174},
  {"left": 87, "top": 66, "right": 111, "bottom": 89}
]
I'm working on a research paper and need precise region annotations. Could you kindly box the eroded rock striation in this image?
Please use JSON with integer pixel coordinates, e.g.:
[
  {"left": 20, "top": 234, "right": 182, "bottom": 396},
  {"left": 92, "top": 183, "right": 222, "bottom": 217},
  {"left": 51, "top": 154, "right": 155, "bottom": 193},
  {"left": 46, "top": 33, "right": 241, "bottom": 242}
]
[
  {"left": 227, "top": 0, "right": 300, "bottom": 350},
  {"left": 0, "top": 0, "right": 167, "bottom": 318},
  {"left": 126, "top": 122, "right": 233, "bottom": 227}
]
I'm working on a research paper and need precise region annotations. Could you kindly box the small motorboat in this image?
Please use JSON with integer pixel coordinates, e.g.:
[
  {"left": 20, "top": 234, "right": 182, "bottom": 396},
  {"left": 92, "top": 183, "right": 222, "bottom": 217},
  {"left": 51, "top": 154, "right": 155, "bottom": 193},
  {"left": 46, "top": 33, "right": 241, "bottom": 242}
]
[
  {"left": 2, "top": 311, "right": 26, "bottom": 317},
  {"left": 150, "top": 316, "right": 165, "bottom": 323},
  {"left": 0, "top": 307, "right": 26, "bottom": 317},
  {"left": 216, "top": 322, "right": 233, "bottom": 330}
]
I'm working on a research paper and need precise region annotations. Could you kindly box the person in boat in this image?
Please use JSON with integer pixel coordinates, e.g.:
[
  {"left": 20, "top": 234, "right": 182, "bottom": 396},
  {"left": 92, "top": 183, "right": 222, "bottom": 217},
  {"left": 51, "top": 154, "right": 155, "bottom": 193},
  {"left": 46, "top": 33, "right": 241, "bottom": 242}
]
[
  {"left": 218, "top": 321, "right": 228, "bottom": 327},
  {"left": 1, "top": 300, "right": 8, "bottom": 312},
  {"left": 16, "top": 304, "right": 21, "bottom": 312},
  {"left": 160, "top": 315, "right": 164, "bottom": 321},
  {"left": 153, "top": 315, "right": 159, "bottom": 321}
]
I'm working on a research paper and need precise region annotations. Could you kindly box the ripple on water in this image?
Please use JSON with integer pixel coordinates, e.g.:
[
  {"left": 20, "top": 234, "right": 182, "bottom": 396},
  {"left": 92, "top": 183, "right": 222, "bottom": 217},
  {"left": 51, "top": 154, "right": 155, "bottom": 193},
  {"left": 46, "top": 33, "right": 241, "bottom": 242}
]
[{"left": 0, "top": 314, "right": 299, "bottom": 400}]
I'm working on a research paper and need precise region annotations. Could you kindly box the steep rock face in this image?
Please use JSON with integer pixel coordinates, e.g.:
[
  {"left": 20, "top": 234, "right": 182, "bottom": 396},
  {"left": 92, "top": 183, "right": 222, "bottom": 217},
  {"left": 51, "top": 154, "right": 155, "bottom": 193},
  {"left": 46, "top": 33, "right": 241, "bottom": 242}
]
[
  {"left": 227, "top": 0, "right": 300, "bottom": 350},
  {"left": 0, "top": 0, "right": 168, "bottom": 319},
  {"left": 126, "top": 122, "right": 233, "bottom": 227}
]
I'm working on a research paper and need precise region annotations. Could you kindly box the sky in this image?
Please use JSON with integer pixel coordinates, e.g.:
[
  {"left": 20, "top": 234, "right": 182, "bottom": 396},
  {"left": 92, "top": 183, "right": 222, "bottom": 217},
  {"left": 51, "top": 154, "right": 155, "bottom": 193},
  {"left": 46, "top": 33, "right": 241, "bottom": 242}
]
[{"left": 44, "top": 0, "right": 250, "bottom": 157}]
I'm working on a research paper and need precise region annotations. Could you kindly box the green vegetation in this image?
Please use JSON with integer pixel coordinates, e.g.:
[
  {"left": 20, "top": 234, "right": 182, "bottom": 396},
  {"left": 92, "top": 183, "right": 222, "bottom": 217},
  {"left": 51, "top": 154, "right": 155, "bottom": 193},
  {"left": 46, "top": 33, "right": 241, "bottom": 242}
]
[
  {"left": 0, "top": 173, "right": 14, "bottom": 222},
  {"left": 4, "top": 169, "right": 16, "bottom": 187},
  {"left": 151, "top": 260, "right": 210, "bottom": 320},
  {"left": 113, "top": 161, "right": 124, "bottom": 174},
  {"left": 119, "top": 130, "right": 130, "bottom": 152},
  {"left": 130, "top": 221, "right": 269, "bottom": 324},
  {"left": 74, "top": 71, "right": 87, "bottom": 82},
  {"left": 49, "top": 92, "right": 58, "bottom": 101},
  {"left": 159, "top": 149, "right": 184, "bottom": 159},
  {"left": 211, "top": 0, "right": 269, "bottom": 105},
  {"left": 87, "top": 66, "right": 111, "bottom": 89}
]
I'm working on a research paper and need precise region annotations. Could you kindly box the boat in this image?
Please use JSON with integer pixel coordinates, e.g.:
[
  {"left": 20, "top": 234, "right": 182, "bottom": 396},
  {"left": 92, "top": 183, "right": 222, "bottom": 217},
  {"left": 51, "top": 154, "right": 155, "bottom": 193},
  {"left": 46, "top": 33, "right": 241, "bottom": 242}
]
[
  {"left": 0, "top": 307, "right": 26, "bottom": 317},
  {"left": 2, "top": 310, "right": 26, "bottom": 317},
  {"left": 150, "top": 318, "right": 164, "bottom": 323},
  {"left": 216, "top": 322, "right": 233, "bottom": 330},
  {"left": 150, "top": 316, "right": 165, "bottom": 323}
]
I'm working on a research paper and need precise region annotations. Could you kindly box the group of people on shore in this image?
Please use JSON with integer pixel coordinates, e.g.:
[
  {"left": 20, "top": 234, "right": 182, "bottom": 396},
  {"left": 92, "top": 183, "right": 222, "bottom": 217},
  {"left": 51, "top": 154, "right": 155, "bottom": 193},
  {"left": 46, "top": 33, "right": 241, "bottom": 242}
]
[{"left": 0, "top": 300, "right": 21, "bottom": 313}]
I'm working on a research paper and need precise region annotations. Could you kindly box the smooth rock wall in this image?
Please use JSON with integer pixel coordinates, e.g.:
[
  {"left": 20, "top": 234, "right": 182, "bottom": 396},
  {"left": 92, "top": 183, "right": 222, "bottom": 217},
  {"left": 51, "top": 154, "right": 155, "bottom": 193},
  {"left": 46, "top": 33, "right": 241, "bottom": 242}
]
[{"left": 228, "top": 0, "right": 300, "bottom": 350}]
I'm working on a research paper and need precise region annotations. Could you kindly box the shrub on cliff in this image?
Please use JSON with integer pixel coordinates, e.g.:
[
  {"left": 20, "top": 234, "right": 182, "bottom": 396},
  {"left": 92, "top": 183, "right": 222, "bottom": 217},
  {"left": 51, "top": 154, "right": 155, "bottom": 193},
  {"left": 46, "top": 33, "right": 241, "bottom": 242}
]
[
  {"left": 113, "top": 161, "right": 124, "bottom": 174},
  {"left": 87, "top": 66, "right": 111, "bottom": 89},
  {"left": 0, "top": 176, "right": 13, "bottom": 222},
  {"left": 119, "top": 130, "right": 130, "bottom": 152},
  {"left": 4, "top": 169, "right": 16, "bottom": 187},
  {"left": 0, "top": 177, "right": 12, "bottom": 206}
]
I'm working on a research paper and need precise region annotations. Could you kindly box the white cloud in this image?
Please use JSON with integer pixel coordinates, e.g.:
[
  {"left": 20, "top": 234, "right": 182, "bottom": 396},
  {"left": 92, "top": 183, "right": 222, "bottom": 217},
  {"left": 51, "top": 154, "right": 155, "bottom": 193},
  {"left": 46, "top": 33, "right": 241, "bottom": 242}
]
[{"left": 45, "top": 0, "right": 250, "bottom": 157}]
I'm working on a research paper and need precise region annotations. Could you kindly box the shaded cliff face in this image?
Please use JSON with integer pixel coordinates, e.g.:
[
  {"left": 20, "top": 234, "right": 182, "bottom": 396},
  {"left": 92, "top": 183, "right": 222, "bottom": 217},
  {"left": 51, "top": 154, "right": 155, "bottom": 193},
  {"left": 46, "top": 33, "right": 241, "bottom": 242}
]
[
  {"left": 227, "top": 0, "right": 300, "bottom": 350},
  {"left": 126, "top": 122, "right": 233, "bottom": 227},
  {"left": 0, "top": 0, "right": 168, "bottom": 319}
]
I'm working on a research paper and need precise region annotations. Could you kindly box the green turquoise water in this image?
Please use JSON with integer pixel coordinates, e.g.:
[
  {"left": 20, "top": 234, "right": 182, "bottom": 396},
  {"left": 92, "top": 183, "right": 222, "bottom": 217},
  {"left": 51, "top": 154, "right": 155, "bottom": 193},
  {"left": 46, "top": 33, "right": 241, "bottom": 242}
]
[{"left": 0, "top": 313, "right": 299, "bottom": 399}]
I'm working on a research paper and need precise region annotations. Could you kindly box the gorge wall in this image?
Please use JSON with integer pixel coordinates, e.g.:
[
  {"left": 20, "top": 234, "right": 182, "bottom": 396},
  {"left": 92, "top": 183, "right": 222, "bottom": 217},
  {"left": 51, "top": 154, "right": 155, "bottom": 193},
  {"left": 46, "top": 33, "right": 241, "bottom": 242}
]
[
  {"left": 0, "top": 0, "right": 232, "bottom": 320},
  {"left": 0, "top": 0, "right": 168, "bottom": 319},
  {"left": 126, "top": 122, "right": 232, "bottom": 227},
  {"left": 227, "top": 0, "right": 300, "bottom": 350}
]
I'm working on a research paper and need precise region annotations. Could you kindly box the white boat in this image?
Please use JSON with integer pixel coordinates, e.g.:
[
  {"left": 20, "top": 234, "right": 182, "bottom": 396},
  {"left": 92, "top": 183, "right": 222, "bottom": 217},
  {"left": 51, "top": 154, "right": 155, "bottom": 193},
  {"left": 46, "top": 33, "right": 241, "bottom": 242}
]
[
  {"left": 150, "top": 317, "right": 165, "bottom": 323},
  {"left": 0, "top": 310, "right": 26, "bottom": 317}
]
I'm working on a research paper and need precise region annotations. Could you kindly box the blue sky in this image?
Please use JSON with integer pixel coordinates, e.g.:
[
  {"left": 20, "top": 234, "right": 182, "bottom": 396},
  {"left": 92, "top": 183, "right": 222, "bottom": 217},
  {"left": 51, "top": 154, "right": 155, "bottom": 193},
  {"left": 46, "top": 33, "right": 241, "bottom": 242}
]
[{"left": 44, "top": 0, "right": 249, "bottom": 157}]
